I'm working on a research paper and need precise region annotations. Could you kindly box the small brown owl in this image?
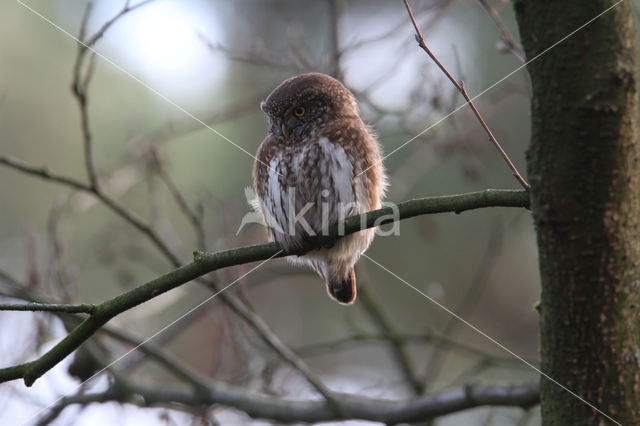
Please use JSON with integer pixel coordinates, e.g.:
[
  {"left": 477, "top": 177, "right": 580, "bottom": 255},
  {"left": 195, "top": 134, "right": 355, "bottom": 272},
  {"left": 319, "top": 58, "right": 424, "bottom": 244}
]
[{"left": 253, "top": 73, "right": 386, "bottom": 304}]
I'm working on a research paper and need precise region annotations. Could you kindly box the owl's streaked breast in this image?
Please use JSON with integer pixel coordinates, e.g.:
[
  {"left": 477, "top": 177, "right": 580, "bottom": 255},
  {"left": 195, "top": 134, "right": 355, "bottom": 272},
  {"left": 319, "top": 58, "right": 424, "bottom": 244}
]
[{"left": 256, "top": 129, "right": 373, "bottom": 249}]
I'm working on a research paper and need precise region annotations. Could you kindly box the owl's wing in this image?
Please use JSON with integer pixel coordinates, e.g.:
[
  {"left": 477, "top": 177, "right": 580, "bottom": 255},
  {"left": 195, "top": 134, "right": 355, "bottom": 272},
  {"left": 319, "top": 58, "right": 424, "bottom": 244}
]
[
  {"left": 295, "top": 134, "right": 372, "bottom": 235},
  {"left": 253, "top": 135, "right": 285, "bottom": 242}
]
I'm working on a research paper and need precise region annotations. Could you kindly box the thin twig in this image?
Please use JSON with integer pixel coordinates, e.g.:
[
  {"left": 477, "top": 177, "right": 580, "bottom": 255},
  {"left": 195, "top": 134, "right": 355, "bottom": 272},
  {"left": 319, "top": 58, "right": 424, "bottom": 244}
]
[
  {"left": 421, "top": 221, "right": 506, "bottom": 392},
  {"left": 358, "top": 284, "right": 422, "bottom": 394},
  {"left": 149, "top": 148, "right": 207, "bottom": 250},
  {"left": 0, "top": 154, "right": 182, "bottom": 265},
  {"left": 403, "top": 0, "right": 530, "bottom": 190},
  {"left": 71, "top": 0, "right": 156, "bottom": 189},
  {"left": 72, "top": 2, "right": 98, "bottom": 188},
  {"left": 84, "top": 0, "right": 157, "bottom": 49},
  {"left": 0, "top": 155, "right": 92, "bottom": 192},
  {"left": 475, "top": 0, "right": 526, "bottom": 62}
]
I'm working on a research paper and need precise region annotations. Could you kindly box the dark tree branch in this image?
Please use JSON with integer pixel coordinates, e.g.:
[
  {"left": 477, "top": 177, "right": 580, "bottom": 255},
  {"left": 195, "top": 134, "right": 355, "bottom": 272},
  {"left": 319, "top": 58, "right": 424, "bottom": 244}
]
[
  {"left": 36, "top": 378, "right": 539, "bottom": 425},
  {"left": 403, "top": 0, "right": 530, "bottom": 190},
  {"left": 0, "top": 302, "right": 94, "bottom": 314}
]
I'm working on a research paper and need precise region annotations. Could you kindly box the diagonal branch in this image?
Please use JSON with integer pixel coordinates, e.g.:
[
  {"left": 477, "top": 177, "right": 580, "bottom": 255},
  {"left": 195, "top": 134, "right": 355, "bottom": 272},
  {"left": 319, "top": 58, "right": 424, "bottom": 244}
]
[
  {"left": 0, "top": 154, "right": 181, "bottom": 265},
  {"left": 475, "top": 0, "right": 526, "bottom": 62},
  {"left": 0, "top": 188, "right": 529, "bottom": 387},
  {"left": 0, "top": 155, "right": 93, "bottom": 192},
  {"left": 403, "top": 0, "right": 530, "bottom": 190}
]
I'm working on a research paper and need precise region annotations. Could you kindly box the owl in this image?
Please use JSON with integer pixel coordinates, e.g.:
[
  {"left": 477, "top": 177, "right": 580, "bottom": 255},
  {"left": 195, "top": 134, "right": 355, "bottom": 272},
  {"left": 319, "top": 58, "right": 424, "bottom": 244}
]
[{"left": 253, "top": 73, "right": 386, "bottom": 304}]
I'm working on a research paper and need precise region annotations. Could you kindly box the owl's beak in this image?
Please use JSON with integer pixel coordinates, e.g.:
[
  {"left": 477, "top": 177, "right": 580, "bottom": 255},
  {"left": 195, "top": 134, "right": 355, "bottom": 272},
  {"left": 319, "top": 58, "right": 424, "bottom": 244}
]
[{"left": 281, "top": 123, "right": 290, "bottom": 139}]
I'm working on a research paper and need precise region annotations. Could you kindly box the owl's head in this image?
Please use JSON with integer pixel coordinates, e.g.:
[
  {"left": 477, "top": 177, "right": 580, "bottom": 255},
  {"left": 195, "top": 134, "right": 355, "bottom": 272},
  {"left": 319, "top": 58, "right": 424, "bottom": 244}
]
[{"left": 260, "top": 73, "right": 359, "bottom": 142}]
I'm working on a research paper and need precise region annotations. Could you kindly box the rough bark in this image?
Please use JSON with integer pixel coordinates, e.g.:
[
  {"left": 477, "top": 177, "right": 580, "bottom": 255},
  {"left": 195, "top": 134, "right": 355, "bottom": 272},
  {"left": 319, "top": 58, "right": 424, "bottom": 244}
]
[{"left": 514, "top": 1, "right": 640, "bottom": 424}]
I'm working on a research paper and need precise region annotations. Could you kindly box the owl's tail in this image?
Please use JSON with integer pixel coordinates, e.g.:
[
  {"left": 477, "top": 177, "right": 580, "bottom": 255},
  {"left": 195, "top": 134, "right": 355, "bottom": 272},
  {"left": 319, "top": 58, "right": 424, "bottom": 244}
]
[{"left": 327, "top": 268, "right": 357, "bottom": 305}]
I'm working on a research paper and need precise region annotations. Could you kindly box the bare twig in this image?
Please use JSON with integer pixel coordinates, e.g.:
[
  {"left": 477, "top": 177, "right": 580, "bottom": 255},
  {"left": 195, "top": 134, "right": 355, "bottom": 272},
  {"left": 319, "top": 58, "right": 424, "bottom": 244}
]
[
  {"left": 71, "top": 0, "right": 156, "bottom": 187},
  {"left": 403, "top": 0, "right": 530, "bottom": 190},
  {"left": 294, "top": 331, "right": 530, "bottom": 367},
  {"left": 199, "top": 35, "right": 293, "bottom": 70},
  {"left": 358, "top": 284, "right": 422, "bottom": 394},
  {"left": 127, "top": 90, "right": 269, "bottom": 153},
  {"left": 0, "top": 155, "right": 92, "bottom": 192},
  {"left": 83, "top": 0, "right": 157, "bottom": 49},
  {"left": 149, "top": 148, "right": 207, "bottom": 250},
  {"left": 475, "top": 0, "right": 526, "bottom": 62},
  {"left": 340, "top": 0, "right": 450, "bottom": 53},
  {"left": 421, "top": 221, "right": 506, "bottom": 392},
  {"left": 0, "top": 154, "right": 182, "bottom": 265},
  {"left": 72, "top": 3, "right": 98, "bottom": 188}
]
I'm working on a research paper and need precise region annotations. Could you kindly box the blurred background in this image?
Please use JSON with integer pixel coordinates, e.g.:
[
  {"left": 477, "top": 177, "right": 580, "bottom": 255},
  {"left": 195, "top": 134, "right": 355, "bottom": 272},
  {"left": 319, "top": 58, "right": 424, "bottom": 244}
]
[{"left": 0, "top": 0, "right": 558, "bottom": 424}]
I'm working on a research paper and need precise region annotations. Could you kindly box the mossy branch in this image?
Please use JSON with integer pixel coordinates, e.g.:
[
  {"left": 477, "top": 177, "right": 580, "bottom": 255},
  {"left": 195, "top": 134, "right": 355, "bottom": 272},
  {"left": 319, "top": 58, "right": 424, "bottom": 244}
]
[{"left": 0, "top": 189, "right": 528, "bottom": 387}]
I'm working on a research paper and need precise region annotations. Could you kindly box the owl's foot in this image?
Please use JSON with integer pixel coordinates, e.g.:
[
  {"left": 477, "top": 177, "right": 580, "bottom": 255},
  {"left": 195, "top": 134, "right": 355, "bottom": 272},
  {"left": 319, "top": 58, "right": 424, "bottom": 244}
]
[{"left": 295, "top": 235, "right": 327, "bottom": 254}]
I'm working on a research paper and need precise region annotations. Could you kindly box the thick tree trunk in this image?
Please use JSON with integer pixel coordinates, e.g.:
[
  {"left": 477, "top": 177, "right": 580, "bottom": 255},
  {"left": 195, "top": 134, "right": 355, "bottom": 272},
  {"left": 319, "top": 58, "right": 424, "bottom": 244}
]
[{"left": 514, "top": 1, "right": 640, "bottom": 424}]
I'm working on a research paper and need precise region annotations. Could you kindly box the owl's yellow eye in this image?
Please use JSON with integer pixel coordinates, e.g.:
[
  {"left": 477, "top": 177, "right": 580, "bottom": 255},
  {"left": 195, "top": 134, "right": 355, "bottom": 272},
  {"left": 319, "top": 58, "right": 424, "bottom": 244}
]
[{"left": 294, "top": 106, "right": 305, "bottom": 117}]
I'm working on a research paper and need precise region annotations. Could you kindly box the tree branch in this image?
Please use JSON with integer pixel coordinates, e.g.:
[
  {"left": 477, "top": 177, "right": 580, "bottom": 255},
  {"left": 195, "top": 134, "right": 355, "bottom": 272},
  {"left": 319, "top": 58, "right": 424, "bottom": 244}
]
[
  {"left": 403, "top": 0, "right": 530, "bottom": 190},
  {"left": 0, "top": 155, "right": 92, "bottom": 192},
  {"left": 0, "top": 188, "right": 529, "bottom": 387},
  {"left": 358, "top": 284, "right": 422, "bottom": 394},
  {"left": 0, "top": 302, "right": 94, "bottom": 314},
  {"left": 475, "top": 0, "right": 525, "bottom": 62},
  {"left": 0, "top": 154, "right": 336, "bottom": 401},
  {"left": 294, "top": 331, "right": 533, "bottom": 367},
  {"left": 36, "top": 378, "right": 539, "bottom": 424},
  {"left": 0, "top": 153, "right": 181, "bottom": 265}
]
